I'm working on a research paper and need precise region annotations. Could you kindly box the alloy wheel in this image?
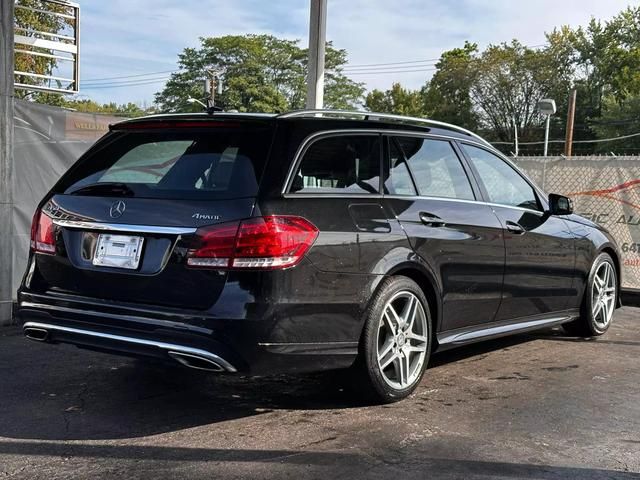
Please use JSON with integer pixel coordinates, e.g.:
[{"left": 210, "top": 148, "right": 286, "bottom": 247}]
[
  {"left": 592, "top": 261, "right": 616, "bottom": 329},
  {"left": 376, "top": 291, "right": 429, "bottom": 390}
]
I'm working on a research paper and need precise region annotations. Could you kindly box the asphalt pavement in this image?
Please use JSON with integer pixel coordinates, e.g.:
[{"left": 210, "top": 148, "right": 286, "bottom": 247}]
[{"left": 1, "top": 307, "right": 639, "bottom": 479}]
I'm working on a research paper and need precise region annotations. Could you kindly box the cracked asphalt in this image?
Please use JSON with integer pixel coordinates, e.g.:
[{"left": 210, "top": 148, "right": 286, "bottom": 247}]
[{"left": 1, "top": 307, "right": 639, "bottom": 479}]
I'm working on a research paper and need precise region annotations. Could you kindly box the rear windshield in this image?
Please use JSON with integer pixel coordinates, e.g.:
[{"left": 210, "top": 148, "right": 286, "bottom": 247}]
[{"left": 59, "top": 125, "right": 274, "bottom": 200}]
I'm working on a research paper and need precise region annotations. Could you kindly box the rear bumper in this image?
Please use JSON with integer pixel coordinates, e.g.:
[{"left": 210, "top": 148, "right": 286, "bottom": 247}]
[
  {"left": 23, "top": 320, "right": 237, "bottom": 372},
  {"left": 15, "top": 292, "right": 363, "bottom": 374}
]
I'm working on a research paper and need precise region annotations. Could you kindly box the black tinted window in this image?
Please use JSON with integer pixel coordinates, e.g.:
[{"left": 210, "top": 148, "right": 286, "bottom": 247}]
[
  {"left": 291, "top": 135, "right": 381, "bottom": 194},
  {"left": 60, "top": 125, "right": 273, "bottom": 200},
  {"left": 396, "top": 137, "right": 474, "bottom": 200},
  {"left": 385, "top": 139, "right": 416, "bottom": 195},
  {"left": 463, "top": 144, "right": 540, "bottom": 211}
]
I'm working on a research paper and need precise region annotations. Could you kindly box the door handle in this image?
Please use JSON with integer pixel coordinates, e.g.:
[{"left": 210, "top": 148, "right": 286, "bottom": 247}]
[
  {"left": 419, "top": 212, "right": 445, "bottom": 227},
  {"left": 505, "top": 221, "right": 525, "bottom": 234}
]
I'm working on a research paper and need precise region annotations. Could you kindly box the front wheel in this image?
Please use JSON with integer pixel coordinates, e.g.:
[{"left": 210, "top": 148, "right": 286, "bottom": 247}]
[
  {"left": 564, "top": 253, "right": 617, "bottom": 337},
  {"left": 355, "top": 276, "right": 432, "bottom": 403}
]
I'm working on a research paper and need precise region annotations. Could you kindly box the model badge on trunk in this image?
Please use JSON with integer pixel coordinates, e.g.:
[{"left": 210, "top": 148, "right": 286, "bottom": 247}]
[{"left": 192, "top": 213, "right": 221, "bottom": 221}]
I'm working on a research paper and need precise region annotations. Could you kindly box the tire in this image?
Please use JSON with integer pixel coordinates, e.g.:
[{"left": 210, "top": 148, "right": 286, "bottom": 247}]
[
  {"left": 354, "top": 276, "right": 432, "bottom": 403},
  {"left": 563, "top": 252, "right": 617, "bottom": 337}
]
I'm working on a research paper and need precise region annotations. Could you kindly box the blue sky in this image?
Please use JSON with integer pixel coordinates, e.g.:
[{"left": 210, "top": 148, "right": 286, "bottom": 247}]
[{"left": 77, "top": 0, "right": 634, "bottom": 105}]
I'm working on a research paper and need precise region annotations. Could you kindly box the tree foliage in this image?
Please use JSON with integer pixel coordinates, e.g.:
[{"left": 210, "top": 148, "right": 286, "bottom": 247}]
[
  {"left": 422, "top": 41, "right": 479, "bottom": 130},
  {"left": 154, "top": 34, "right": 365, "bottom": 113},
  {"left": 365, "top": 83, "right": 425, "bottom": 117}
]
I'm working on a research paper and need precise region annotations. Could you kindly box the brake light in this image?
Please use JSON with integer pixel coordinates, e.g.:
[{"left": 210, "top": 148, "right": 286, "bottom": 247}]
[
  {"left": 30, "top": 209, "right": 56, "bottom": 254},
  {"left": 187, "top": 216, "right": 318, "bottom": 270}
]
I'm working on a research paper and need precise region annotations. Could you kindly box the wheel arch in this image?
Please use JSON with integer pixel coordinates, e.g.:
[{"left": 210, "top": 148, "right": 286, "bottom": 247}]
[{"left": 385, "top": 262, "right": 443, "bottom": 338}]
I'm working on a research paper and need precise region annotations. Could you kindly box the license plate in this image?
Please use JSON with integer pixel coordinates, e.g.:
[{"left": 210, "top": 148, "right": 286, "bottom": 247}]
[{"left": 93, "top": 234, "right": 144, "bottom": 270}]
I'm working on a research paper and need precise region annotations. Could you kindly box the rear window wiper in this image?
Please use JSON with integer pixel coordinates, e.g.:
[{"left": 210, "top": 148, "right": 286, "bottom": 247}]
[{"left": 68, "top": 182, "right": 135, "bottom": 197}]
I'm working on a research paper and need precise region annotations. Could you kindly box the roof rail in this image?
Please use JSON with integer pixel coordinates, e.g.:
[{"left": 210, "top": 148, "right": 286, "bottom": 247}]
[{"left": 277, "top": 109, "right": 492, "bottom": 148}]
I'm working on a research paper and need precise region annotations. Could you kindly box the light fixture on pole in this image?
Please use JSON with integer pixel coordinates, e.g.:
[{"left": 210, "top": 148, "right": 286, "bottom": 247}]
[
  {"left": 187, "top": 97, "right": 207, "bottom": 109},
  {"left": 537, "top": 99, "right": 556, "bottom": 157}
]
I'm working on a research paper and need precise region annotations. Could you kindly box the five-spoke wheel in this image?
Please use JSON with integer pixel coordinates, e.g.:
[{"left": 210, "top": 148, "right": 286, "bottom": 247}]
[
  {"left": 591, "top": 261, "right": 616, "bottom": 330},
  {"left": 377, "top": 291, "right": 429, "bottom": 390},
  {"left": 564, "top": 252, "right": 617, "bottom": 337},
  {"left": 356, "top": 276, "right": 432, "bottom": 403}
]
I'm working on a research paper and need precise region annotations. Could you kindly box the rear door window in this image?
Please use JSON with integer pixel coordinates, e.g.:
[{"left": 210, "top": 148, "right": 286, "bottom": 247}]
[
  {"left": 394, "top": 136, "right": 475, "bottom": 200},
  {"left": 59, "top": 124, "right": 273, "bottom": 200},
  {"left": 290, "top": 134, "right": 381, "bottom": 194}
]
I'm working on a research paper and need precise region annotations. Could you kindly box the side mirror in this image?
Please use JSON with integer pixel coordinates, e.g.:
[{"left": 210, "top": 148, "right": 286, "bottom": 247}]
[{"left": 548, "top": 193, "right": 573, "bottom": 215}]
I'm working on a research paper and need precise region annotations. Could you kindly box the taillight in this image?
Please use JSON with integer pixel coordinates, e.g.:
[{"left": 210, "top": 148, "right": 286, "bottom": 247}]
[
  {"left": 30, "top": 209, "right": 56, "bottom": 254},
  {"left": 187, "top": 216, "right": 318, "bottom": 270}
]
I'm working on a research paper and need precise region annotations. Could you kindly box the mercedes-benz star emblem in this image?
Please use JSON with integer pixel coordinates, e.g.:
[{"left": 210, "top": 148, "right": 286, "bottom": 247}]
[{"left": 109, "top": 200, "right": 126, "bottom": 219}]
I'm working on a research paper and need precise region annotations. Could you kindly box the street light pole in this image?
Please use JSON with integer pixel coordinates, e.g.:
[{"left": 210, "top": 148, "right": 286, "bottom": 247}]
[
  {"left": 306, "top": 0, "right": 327, "bottom": 109},
  {"left": 543, "top": 114, "right": 551, "bottom": 157},
  {"left": 513, "top": 116, "right": 519, "bottom": 157},
  {"left": 537, "top": 99, "right": 556, "bottom": 157}
]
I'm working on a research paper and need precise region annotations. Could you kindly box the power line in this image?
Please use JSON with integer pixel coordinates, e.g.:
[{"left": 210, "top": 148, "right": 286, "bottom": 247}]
[
  {"left": 81, "top": 78, "right": 170, "bottom": 89},
  {"left": 345, "top": 67, "right": 437, "bottom": 75},
  {"left": 343, "top": 58, "right": 440, "bottom": 69},
  {"left": 82, "top": 69, "right": 177, "bottom": 83},
  {"left": 83, "top": 75, "right": 172, "bottom": 87},
  {"left": 492, "top": 131, "right": 640, "bottom": 145}
]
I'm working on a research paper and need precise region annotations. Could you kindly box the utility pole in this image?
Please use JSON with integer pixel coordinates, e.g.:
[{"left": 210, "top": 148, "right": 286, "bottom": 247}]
[
  {"left": 205, "top": 69, "right": 223, "bottom": 110},
  {"left": 306, "top": 0, "right": 327, "bottom": 109},
  {"left": 0, "top": 0, "right": 15, "bottom": 324},
  {"left": 564, "top": 89, "right": 577, "bottom": 157}
]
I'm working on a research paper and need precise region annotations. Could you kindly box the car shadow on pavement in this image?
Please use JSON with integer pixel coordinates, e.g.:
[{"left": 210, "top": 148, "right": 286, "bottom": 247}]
[
  {"left": 0, "top": 440, "right": 637, "bottom": 480},
  {"left": 0, "top": 327, "right": 578, "bottom": 442}
]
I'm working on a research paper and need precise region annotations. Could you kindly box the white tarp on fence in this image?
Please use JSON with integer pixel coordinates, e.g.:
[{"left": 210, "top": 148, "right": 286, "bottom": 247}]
[
  {"left": 12, "top": 99, "right": 123, "bottom": 294},
  {"left": 513, "top": 156, "right": 640, "bottom": 291}
]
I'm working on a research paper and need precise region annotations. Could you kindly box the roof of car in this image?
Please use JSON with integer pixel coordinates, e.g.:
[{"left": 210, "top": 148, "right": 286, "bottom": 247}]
[{"left": 112, "top": 110, "right": 492, "bottom": 148}]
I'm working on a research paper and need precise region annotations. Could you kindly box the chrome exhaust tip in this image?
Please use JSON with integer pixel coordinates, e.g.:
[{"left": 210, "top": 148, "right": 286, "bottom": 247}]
[
  {"left": 24, "top": 327, "right": 49, "bottom": 342},
  {"left": 167, "top": 351, "right": 226, "bottom": 372}
]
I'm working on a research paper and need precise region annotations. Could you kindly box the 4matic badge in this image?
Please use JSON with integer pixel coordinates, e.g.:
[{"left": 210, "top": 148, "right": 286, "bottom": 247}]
[{"left": 192, "top": 213, "right": 222, "bottom": 221}]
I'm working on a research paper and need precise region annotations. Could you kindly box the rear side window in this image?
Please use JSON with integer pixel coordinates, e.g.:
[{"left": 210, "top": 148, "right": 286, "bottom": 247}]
[
  {"left": 395, "top": 137, "right": 474, "bottom": 200},
  {"left": 60, "top": 125, "right": 273, "bottom": 200},
  {"left": 290, "top": 135, "right": 381, "bottom": 194},
  {"left": 385, "top": 140, "right": 417, "bottom": 196}
]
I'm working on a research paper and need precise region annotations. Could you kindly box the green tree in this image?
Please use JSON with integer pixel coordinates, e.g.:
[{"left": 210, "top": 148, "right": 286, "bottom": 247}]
[
  {"left": 364, "top": 83, "right": 425, "bottom": 117},
  {"left": 470, "top": 40, "right": 573, "bottom": 142},
  {"left": 591, "top": 95, "right": 640, "bottom": 153},
  {"left": 422, "top": 41, "right": 479, "bottom": 130},
  {"left": 154, "top": 34, "right": 365, "bottom": 113}
]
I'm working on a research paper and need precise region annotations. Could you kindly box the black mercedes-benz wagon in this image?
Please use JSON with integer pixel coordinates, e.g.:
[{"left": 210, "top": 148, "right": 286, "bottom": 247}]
[{"left": 17, "top": 110, "right": 621, "bottom": 402}]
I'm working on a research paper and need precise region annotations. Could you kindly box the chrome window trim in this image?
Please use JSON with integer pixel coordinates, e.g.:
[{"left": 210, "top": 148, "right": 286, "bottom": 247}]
[
  {"left": 282, "top": 192, "right": 545, "bottom": 216},
  {"left": 282, "top": 128, "right": 550, "bottom": 216},
  {"left": 282, "top": 128, "right": 491, "bottom": 195},
  {"left": 51, "top": 218, "right": 197, "bottom": 235}
]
